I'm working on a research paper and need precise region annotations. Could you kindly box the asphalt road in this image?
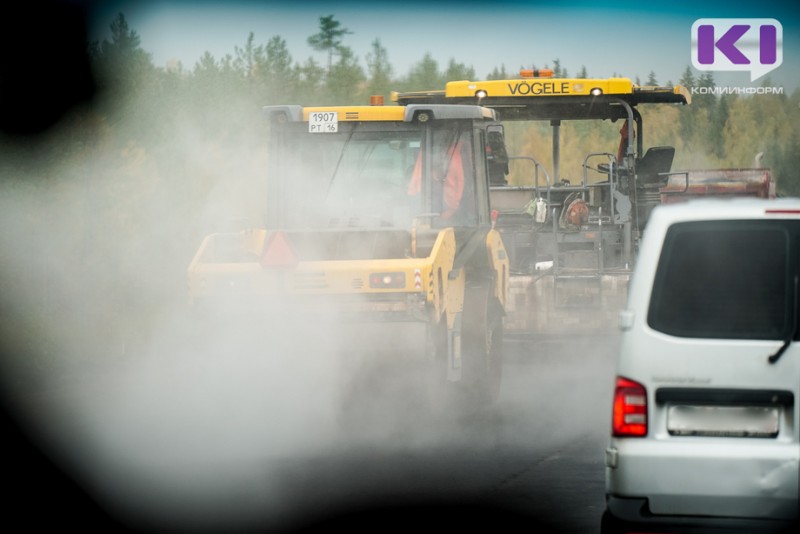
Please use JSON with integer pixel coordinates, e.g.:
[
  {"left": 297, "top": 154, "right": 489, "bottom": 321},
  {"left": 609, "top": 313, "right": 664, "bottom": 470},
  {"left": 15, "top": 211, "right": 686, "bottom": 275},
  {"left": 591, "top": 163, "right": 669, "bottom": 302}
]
[{"left": 2, "top": 323, "right": 620, "bottom": 533}]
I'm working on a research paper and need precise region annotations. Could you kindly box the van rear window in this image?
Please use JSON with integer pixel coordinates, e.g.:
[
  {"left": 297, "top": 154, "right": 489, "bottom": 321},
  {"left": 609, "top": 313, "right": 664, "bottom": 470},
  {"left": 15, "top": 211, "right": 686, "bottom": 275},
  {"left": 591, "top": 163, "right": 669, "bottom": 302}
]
[{"left": 648, "top": 221, "right": 797, "bottom": 340}]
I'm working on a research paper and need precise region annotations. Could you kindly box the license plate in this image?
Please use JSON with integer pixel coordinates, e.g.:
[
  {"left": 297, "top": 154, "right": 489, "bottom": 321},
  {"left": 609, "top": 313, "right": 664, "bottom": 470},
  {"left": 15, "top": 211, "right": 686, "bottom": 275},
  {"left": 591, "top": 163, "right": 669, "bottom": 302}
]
[
  {"left": 308, "top": 111, "right": 338, "bottom": 133},
  {"left": 667, "top": 405, "right": 779, "bottom": 437}
]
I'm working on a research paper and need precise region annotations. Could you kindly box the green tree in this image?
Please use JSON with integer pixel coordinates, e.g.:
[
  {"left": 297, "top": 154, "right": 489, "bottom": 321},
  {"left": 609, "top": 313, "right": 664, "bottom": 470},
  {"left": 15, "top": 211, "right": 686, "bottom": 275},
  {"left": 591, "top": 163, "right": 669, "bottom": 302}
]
[
  {"left": 234, "top": 32, "right": 258, "bottom": 79},
  {"left": 365, "top": 39, "right": 393, "bottom": 100},
  {"left": 192, "top": 52, "right": 221, "bottom": 90},
  {"left": 293, "top": 57, "right": 326, "bottom": 104},
  {"left": 695, "top": 72, "right": 716, "bottom": 108},
  {"left": 325, "top": 46, "right": 365, "bottom": 104},
  {"left": 444, "top": 58, "right": 475, "bottom": 82},
  {"left": 259, "top": 36, "right": 297, "bottom": 104},
  {"left": 187, "top": 49, "right": 253, "bottom": 134},
  {"left": 721, "top": 96, "right": 759, "bottom": 167},
  {"left": 307, "top": 15, "right": 352, "bottom": 75},
  {"left": 678, "top": 65, "right": 698, "bottom": 141},
  {"left": 90, "top": 12, "right": 154, "bottom": 94},
  {"left": 405, "top": 53, "right": 442, "bottom": 91},
  {"left": 552, "top": 59, "right": 567, "bottom": 78},
  {"left": 773, "top": 125, "right": 800, "bottom": 195},
  {"left": 709, "top": 94, "right": 731, "bottom": 158},
  {"left": 678, "top": 66, "right": 696, "bottom": 88},
  {"left": 646, "top": 71, "right": 658, "bottom": 85},
  {"left": 691, "top": 72, "right": 718, "bottom": 155},
  {"left": 89, "top": 12, "right": 164, "bottom": 153},
  {"left": 487, "top": 64, "right": 509, "bottom": 80}
]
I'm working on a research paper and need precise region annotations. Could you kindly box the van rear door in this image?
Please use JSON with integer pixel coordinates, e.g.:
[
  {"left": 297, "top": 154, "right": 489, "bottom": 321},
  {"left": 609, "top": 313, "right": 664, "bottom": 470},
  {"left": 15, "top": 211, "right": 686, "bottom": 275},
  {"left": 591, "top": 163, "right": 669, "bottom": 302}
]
[{"left": 614, "top": 216, "right": 800, "bottom": 518}]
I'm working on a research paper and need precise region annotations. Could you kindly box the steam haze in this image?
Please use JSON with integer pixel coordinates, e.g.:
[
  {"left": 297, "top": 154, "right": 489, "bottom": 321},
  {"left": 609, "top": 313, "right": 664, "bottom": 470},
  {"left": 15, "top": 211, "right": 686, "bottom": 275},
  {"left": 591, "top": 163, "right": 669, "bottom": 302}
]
[{"left": 1, "top": 3, "right": 622, "bottom": 533}]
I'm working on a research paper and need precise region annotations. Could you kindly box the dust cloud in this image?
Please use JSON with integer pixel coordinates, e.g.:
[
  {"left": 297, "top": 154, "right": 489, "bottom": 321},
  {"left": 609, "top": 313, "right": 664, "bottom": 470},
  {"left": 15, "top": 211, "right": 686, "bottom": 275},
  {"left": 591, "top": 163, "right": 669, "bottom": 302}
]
[
  {"left": 0, "top": 123, "right": 620, "bottom": 531},
  {"left": 1, "top": 137, "right": 426, "bottom": 531},
  {"left": 0, "top": 96, "right": 473, "bottom": 534},
  {"left": 0, "top": 116, "right": 449, "bottom": 531},
  {"left": 0, "top": 8, "right": 620, "bottom": 533},
  {"left": 0, "top": 163, "right": 618, "bottom": 531}
]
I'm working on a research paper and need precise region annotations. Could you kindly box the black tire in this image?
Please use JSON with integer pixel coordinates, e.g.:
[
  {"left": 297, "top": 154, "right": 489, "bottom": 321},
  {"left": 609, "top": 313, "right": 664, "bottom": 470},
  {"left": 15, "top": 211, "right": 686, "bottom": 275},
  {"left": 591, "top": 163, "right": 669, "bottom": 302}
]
[
  {"left": 423, "top": 314, "right": 452, "bottom": 415},
  {"left": 600, "top": 509, "right": 643, "bottom": 534},
  {"left": 461, "top": 284, "right": 504, "bottom": 407},
  {"left": 599, "top": 510, "right": 621, "bottom": 534}
]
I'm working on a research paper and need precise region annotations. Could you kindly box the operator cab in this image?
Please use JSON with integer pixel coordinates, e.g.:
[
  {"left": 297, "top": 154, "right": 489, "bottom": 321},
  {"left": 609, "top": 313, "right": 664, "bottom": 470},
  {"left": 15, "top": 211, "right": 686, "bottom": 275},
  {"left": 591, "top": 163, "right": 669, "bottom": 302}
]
[
  {"left": 262, "top": 103, "right": 504, "bottom": 259},
  {"left": 394, "top": 69, "right": 690, "bottom": 272}
]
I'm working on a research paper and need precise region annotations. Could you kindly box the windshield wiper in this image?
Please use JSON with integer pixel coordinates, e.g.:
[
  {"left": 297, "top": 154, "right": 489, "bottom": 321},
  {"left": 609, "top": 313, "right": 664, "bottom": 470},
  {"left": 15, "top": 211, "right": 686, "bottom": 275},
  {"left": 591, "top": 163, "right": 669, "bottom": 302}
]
[
  {"left": 325, "top": 123, "right": 358, "bottom": 199},
  {"left": 769, "top": 274, "right": 798, "bottom": 364}
]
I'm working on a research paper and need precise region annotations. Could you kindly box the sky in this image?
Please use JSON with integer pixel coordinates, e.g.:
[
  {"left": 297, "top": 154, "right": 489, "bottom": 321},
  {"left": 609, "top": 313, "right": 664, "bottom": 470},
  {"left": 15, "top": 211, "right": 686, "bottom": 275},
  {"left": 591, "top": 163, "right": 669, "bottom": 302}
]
[{"left": 86, "top": 0, "right": 800, "bottom": 91}]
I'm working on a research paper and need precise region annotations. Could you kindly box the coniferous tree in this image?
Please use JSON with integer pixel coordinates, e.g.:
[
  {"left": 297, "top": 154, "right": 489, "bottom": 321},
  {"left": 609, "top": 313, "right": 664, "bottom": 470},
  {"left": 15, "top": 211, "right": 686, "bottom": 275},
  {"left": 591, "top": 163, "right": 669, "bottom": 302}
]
[
  {"left": 709, "top": 94, "right": 731, "bottom": 158},
  {"left": 678, "top": 66, "right": 696, "bottom": 88},
  {"left": 234, "top": 32, "right": 258, "bottom": 80},
  {"left": 487, "top": 64, "right": 509, "bottom": 80},
  {"left": 692, "top": 72, "right": 718, "bottom": 157},
  {"left": 552, "top": 59, "right": 565, "bottom": 78},
  {"left": 90, "top": 12, "right": 154, "bottom": 95},
  {"left": 294, "top": 57, "right": 326, "bottom": 104},
  {"left": 192, "top": 52, "right": 222, "bottom": 101},
  {"left": 307, "top": 15, "right": 352, "bottom": 76},
  {"left": 773, "top": 125, "right": 800, "bottom": 195},
  {"left": 444, "top": 58, "right": 475, "bottom": 82},
  {"left": 365, "top": 39, "right": 393, "bottom": 101},
  {"left": 678, "top": 66, "right": 698, "bottom": 141},
  {"left": 259, "top": 36, "right": 296, "bottom": 104},
  {"left": 325, "top": 46, "right": 364, "bottom": 104},
  {"left": 405, "top": 53, "right": 442, "bottom": 91}
]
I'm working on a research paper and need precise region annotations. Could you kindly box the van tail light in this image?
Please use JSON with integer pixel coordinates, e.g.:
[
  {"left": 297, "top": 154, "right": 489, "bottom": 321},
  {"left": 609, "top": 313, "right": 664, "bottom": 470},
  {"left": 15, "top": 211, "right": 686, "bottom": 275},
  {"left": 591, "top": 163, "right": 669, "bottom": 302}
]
[{"left": 613, "top": 377, "right": 648, "bottom": 437}]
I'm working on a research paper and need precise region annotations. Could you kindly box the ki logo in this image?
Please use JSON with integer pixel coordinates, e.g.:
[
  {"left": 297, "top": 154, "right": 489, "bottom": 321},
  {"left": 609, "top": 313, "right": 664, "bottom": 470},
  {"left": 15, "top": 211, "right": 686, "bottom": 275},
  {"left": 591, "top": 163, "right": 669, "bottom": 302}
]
[{"left": 691, "top": 19, "right": 783, "bottom": 82}]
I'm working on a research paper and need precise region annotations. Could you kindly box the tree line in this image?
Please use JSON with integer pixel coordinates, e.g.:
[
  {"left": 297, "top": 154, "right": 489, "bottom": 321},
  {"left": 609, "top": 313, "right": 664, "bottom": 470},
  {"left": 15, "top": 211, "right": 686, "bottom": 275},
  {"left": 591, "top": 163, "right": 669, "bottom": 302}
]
[
  {"left": 6, "top": 11, "right": 799, "bottom": 283},
  {"left": 1, "top": 12, "right": 798, "bottom": 370},
  {"left": 82, "top": 13, "right": 800, "bottom": 190}
]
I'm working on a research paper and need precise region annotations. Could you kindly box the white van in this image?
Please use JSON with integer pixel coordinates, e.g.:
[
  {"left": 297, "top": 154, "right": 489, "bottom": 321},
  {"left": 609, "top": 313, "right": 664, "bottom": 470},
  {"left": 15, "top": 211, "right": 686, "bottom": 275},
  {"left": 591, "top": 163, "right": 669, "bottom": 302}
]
[{"left": 603, "top": 198, "right": 800, "bottom": 533}]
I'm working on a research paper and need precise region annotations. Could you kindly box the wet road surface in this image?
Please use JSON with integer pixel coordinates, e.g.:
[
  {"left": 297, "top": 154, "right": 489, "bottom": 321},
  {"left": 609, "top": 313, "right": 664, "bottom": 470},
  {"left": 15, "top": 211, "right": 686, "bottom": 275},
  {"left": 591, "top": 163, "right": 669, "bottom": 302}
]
[{"left": 2, "top": 325, "right": 620, "bottom": 533}]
